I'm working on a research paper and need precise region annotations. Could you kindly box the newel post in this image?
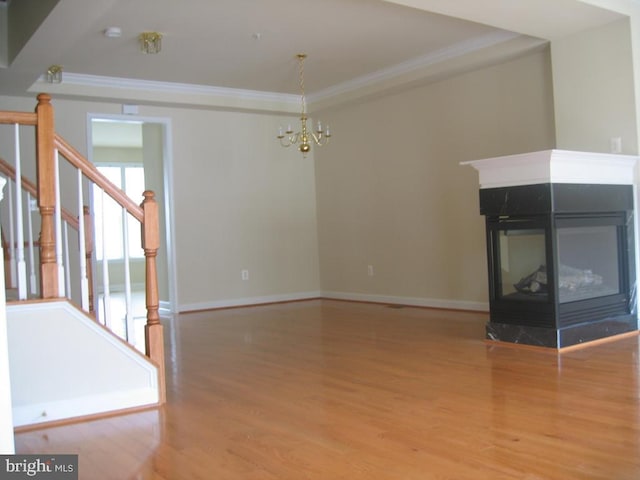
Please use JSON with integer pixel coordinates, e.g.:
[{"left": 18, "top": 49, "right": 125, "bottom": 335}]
[
  {"left": 141, "top": 190, "right": 166, "bottom": 403},
  {"left": 35, "top": 93, "right": 59, "bottom": 298}
]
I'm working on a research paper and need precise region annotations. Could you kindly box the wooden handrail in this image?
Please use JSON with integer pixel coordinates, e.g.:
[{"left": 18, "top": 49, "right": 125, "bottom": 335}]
[
  {"left": 0, "top": 112, "right": 38, "bottom": 126},
  {"left": 0, "top": 157, "right": 37, "bottom": 197},
  {"left": 0, "top": 94, "right": 165, "bottom": 404},
  {"left": 54, "top": 135, "right": 144, "bottom": 223},
  {"left": 0, "top": 157, "right": 79, "bottom": 230}
]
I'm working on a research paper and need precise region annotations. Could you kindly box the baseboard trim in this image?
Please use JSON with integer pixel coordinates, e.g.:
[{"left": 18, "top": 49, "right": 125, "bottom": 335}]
[
  {"left": 13, "top": 403, "right": 161, "bottom": 433},
  {"left": 179, "top": 291, "right": 488, "bottom": 313},
  {"left": 178, "top": 291, "right": 323, "bottom": 312},
  {"left": 321, "top": 291, "right": 489, "bottom": 312},
  {"left": 12, "top": 388, "right": 159, "bottom": 428}
]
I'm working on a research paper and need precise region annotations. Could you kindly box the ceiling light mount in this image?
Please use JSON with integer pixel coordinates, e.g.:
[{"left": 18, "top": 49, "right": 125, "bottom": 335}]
[
  {"left": 277, "top": 54, "right": 331, "bottom": 157},
  {"left": 46, "top": 65, "right": 62, "bottom": 84},
  {"left": 139, "top": 31, "right": 162, "bottom": 54}
]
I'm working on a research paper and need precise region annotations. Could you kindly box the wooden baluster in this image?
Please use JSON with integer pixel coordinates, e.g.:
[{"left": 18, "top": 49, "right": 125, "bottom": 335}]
[
  {"left": 35, "top": 93, "right": 59, "bottom": 298},
  {"left": 83, "top": 206, "right": 95, "bottom": 315},
  {"left": 141, "top": 190, "right": 165, "bottom": 403}
]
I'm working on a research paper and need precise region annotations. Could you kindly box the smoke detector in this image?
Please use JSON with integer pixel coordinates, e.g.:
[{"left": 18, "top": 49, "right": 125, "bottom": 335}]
[{"left": 104, "top": 27, "right": 122, "bottom": 38}]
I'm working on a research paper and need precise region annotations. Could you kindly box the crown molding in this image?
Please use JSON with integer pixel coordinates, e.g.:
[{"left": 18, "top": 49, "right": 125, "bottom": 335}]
[
  {"left": 31, "top": 73, "right": 301, "bottom": 113},
  {"left": 308, "top": 31, "right": 520, "bottom": 103},
  {"left": 30, "top": 30, "right": 534, "bottom": 113},
  {"left": 55, "top": 73, "right": 294, "bottom": 103},
  {"left": 309, "top": 33, "right": 547, "bottom": 112}
]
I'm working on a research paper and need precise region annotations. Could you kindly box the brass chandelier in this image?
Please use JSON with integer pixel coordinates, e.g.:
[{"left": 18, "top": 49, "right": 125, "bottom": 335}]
[{"left": 277, "top": 54, "right": 331, "bottom": 156}]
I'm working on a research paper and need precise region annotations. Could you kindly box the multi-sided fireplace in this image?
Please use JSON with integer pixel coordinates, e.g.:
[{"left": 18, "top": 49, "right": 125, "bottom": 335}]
[{"left": 464, "top": 150, "right": 638, "bottom": 348}]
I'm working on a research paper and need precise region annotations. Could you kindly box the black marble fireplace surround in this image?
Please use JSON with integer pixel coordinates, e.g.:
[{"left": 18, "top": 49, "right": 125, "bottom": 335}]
[{"left": 480, "top": 183, "right": 637, "bottom": 348}]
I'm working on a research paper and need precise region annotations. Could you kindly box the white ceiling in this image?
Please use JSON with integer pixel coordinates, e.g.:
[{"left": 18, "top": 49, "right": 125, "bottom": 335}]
[{"left": 0, "top": 0, "right": 625, "bottom": 111}]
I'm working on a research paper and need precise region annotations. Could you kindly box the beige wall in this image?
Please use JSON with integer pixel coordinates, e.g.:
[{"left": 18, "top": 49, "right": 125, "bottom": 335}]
[
  {"left": 0, "top": 47, "right": 558, "bottom": 311},
  {"left": 578, "top": 4, "right": 640, "bottom": 156},
  {"left": 315, "top": 48, "right": 556, "bottom": 307},
  {"left": 552, "top": 17, "right": 638, "bottom": 154},
  {"left": 0, "top": 95, "right": 321, "bottom": 311},
  {"left": 169, "top": 107, "right": 320, "bottom": 309}
]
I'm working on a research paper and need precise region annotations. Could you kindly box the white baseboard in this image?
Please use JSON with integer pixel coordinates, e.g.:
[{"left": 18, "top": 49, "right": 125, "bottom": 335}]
[
  {"left": 322, "top": 291, "right": 489, "bottom": 312},
  {"left": 12, "top": 388, "right": 158, "bottom": 427},
  {"left": 179, "top": 290, "right": 488, "bottom": 313},
  {"left": 178, "top": 291, "right": 322, "bottom": 312}
]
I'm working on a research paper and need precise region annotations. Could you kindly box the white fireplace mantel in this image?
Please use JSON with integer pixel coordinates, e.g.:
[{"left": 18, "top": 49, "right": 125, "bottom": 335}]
[{"left": 461, "top": 149, "right": 639, "bottom": 189}]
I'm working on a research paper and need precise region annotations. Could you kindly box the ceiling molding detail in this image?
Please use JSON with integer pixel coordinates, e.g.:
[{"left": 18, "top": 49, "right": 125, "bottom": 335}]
[
  {"left": 31, "top": 30, "right": 536, "bottom": 113},
  {"left": 37, "top": 72, "right": 298, "bottom": 103},
  {"left": 31, "top": 73, "right": 301, "bottom": 113},
  {"left": 308, "top": 30, "right": 521, "bottom": 102}
]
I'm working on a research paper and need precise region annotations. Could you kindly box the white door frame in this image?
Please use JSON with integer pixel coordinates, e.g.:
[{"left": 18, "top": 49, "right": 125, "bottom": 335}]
[{"left": 86, "top": 113, "right": 178, "bottom": 314}]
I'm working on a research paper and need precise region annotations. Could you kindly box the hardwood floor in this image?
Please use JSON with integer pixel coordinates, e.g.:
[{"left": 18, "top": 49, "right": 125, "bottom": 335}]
[{"left": 14, "top": 299, "right": 640, "bottom": 479}]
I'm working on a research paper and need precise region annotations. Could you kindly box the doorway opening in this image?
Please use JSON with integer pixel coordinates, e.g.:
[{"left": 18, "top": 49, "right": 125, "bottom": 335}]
[{"left": 88, "top": 114, "right": 176, "bottom": 345}]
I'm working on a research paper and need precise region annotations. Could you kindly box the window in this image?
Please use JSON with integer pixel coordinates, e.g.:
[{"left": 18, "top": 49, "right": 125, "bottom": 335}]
[{"left": 93, "top": 165, "right": 145, "bottom": 260}]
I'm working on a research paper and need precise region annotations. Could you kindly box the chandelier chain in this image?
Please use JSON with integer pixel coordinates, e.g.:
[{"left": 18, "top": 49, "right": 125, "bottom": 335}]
[
  {"left": 298, "top": 55, "right": 307, "bottom": 117},
  {"left": 276, "top": 53, "right": 331, "bottom": 156}
]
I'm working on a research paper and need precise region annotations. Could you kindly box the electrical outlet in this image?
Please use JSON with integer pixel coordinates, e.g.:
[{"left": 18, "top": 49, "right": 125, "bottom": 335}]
[
  {"left": 241, "top": 269, "right": 249, "bottom": 281},
  {"left": 367, "top": 265, "right": 374, "bottom": 276},
  {"left": 610, "top": 136, "right": 622, "bottom": 154}
]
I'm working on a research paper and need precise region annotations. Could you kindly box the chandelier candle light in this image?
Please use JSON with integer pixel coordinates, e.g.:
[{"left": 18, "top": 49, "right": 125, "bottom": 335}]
[{"left": 277, "top": 54, "right": 331, "bottom": 156}]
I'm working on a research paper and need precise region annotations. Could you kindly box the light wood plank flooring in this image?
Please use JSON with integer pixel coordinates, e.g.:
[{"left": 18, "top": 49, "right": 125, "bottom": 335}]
[{"left": 14, "top": 299, "right": 640, "bottom": 479}]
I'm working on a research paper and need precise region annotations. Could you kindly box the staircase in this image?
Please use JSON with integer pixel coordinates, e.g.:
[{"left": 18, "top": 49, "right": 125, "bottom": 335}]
[{"left": 0, "top": 94, "right": 165, "bottom": 429}]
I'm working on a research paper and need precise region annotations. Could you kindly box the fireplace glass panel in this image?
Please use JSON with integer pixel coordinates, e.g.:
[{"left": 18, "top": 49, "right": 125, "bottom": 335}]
[
  {"left": 556, "top": 226, "right": 619, "bottom": 303},
  {"left": 498, "top": 229, "right": 547, "bottom": 300}
]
